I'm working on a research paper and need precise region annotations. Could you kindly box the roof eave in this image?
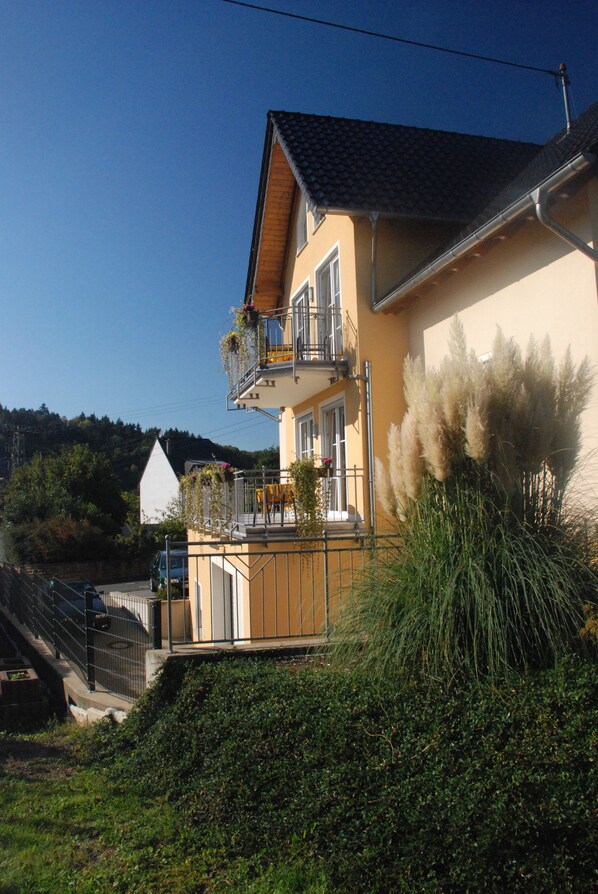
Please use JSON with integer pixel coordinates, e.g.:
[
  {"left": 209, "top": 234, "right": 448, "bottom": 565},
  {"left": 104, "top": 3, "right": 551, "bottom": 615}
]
[{"left": 373, "top": 151, "right": 597, "bottom": 314}]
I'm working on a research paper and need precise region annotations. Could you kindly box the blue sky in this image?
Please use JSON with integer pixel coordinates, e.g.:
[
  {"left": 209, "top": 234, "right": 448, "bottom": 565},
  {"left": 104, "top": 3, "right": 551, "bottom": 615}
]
[{"left": 1, "top": 0, "right": 597, "bottom": 450}]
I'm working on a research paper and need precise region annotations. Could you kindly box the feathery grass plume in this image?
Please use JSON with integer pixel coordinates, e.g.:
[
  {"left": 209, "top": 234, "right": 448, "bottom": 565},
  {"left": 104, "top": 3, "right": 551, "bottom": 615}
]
[
  {"left": 439, "top": 316, "right": 471, "bottom": 445},
  {"left": 420, "top": 398, "right": 452, "bottom": 482},
  {"left": 549, "top": 349, "right": 593, "bottom": 484},
  {"left": 375, "top": 456, "right": 400, "bottom": 517},
  {"left": 464, "top": 399, "right": 490, "bottom": 463},
  {"left": 400, "top": 408, "right": 424, "bottom": 500},
  {"left": 403, "top": 354, "right": 425, "bottom": 415}
]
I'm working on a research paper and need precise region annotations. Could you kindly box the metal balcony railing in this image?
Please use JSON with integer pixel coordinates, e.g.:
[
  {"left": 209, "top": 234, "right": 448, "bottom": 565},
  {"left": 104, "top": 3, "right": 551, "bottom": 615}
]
[
  {"left": 184, "top": 466, "right": 366, "bottom": 538},
  {"left": 226, "top": 305, "right": 345, "bottom": 401}
]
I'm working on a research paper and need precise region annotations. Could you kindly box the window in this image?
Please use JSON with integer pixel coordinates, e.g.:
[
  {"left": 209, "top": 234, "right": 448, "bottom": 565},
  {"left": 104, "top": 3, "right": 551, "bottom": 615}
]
[
  {"left": 296, "top": 412, "right": 314, "bottom": 459},
  {"left": 313, "top": 208, "right": 324, "bottom": 231},
  {"left": 296, "top": 194, "right": 307, "bottom": 252},
  {"left": 317, "top": 251, "right": 342, "bottom": 358}
]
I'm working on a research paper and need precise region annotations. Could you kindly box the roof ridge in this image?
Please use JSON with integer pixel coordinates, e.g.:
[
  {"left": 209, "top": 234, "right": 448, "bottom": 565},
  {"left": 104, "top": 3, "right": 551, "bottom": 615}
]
[{"left": 268, "top": 109, "right": 541, "bottom": 149}]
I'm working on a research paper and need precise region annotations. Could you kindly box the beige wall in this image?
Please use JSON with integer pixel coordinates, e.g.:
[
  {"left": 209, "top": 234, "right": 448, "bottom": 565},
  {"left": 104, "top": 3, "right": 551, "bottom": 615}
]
[{"left": 404, "top": 183, "right": 598, "bottom": 498}]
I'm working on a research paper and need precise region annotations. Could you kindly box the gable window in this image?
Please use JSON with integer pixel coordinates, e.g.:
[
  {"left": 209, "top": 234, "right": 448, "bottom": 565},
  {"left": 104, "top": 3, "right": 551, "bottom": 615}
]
[
  {"left": 296, "top": 412, "right": 314, "bottom": 459},
  {"left": 296, "top": 194, "right": 308, "bottom": 253}
]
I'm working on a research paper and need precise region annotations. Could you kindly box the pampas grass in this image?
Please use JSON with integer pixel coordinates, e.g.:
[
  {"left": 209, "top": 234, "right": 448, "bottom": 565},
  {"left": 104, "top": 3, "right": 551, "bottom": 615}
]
[{"left": 333, "top": 318, "right": 596, "bottom": 684}]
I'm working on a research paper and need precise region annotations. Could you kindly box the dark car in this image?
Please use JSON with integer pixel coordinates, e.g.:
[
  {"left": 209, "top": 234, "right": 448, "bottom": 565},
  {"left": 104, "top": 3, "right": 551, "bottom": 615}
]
[
  {"left": 150, "top": 550, "right": 188, "bottom": 593},
  {"left": 51, "top": 579, "right": 111, "bottom": 631}
]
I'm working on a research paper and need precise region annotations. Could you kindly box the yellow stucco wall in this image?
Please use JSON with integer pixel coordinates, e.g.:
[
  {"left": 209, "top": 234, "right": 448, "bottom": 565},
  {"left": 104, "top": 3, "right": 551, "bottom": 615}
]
[{"left": 278, "top": 206, "right": 418, "bottom": 529}]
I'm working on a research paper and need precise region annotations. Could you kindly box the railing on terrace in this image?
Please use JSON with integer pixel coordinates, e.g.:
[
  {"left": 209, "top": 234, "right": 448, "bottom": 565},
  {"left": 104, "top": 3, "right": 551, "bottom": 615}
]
[
  {"left": 185, "top": 466, "right": 366, "bottom": 537},
  {"left": 227, "top": 305, "right": 345, "bottom": 399},
  {"left": 175, "top": 534, "right": 402, "bottom": 647}
]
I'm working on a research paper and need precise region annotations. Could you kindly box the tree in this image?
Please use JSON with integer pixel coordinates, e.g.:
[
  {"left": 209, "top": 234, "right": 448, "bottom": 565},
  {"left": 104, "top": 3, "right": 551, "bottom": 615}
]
[{"left": 1, "top": 444, "right": 126, "bottom": 563}]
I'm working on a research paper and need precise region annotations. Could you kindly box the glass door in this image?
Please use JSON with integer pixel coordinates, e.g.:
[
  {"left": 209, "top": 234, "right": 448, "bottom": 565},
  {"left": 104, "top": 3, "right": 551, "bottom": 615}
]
[
  {"left": 317, "top": 253, "right": 342, "bottom": 360},
  {"left": 322, "top": 401, "right": 347, "bottom": 514},
  {"left": 292, "top": 287, "right": 311, "bottom": 360}
]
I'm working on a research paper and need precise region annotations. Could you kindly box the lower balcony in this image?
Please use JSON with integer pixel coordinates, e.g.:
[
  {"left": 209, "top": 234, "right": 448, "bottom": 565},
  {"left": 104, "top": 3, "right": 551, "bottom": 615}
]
[{"left": 184, "top": 467, "right": 366, "bottom": 540}]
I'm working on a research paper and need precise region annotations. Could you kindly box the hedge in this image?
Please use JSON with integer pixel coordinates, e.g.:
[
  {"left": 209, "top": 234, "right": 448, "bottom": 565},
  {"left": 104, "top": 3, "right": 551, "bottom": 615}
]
[{"left": 93, "top": 655, "right": 597, "bottom": 893}]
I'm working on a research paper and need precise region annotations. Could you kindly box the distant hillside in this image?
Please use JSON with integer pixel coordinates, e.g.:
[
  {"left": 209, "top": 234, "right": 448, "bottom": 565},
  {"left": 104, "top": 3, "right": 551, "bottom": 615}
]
[{"left": 0, "top": 404, "right": 278, "bottom": 491}]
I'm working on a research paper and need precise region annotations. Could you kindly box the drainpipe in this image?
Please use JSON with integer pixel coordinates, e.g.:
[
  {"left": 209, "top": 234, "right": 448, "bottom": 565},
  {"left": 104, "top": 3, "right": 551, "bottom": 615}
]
[
  {"left": 346, "top": 362, "right": 376, "bottom": 534},
  {"left": 370, "top": 213, "right": 379, "bottom": 306},
  {"left": 364, "top": 360, "right": 376, "bottom": 535},
  {"left": 532, "top": 183, "right": 598, "bottom": 263}
]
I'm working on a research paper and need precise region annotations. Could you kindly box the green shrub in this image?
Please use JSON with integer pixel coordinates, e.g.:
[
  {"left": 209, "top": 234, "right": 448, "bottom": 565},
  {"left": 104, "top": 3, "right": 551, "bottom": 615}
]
[{"left": 92, "top": 656, "right": 598, "bottom": 893}]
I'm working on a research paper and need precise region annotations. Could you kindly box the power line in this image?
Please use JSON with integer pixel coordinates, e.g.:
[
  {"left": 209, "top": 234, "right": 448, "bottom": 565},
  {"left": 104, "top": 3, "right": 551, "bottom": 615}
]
[{"left": 221, "top": 0, "right": 558, "bottom": 77}]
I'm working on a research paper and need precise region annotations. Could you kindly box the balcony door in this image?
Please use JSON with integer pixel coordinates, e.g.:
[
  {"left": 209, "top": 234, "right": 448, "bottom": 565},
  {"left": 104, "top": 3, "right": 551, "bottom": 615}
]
[
  {"left": 292, "top": 287, "right": 312, "bottom": 360},
  {"left": 317, "top": 252, "right": 342, "bottom": 360},
  {"left": 322, "top": 400, "right": 347, "bottom": 515}
]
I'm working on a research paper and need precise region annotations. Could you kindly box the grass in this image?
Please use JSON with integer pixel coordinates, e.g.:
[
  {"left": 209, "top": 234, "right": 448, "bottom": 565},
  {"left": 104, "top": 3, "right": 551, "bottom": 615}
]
[
  {"left": 0, "top": 721, "right": 211, "bottom": 894},
  {"left": 0, "top": 718, "right": 334, "bottom": 894}
]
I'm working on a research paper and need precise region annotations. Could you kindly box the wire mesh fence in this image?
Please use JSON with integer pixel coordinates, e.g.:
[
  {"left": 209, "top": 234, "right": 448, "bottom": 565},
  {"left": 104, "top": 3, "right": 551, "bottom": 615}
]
[{"left": 0, "top": 564, "right": 161, "bottom": 700}]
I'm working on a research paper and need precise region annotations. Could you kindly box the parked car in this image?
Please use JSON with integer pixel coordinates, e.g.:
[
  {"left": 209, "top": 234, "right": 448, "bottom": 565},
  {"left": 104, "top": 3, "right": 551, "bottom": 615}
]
[
  {"left": 51, "top": 580, "right": 111, "bottom": 631},
  {"left": 150, "top": 550, "right": 188, "bottom": 593}
]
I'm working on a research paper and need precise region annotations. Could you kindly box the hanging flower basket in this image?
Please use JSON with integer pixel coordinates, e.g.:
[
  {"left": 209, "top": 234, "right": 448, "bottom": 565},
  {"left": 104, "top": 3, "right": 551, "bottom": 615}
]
[
  {"left": 219, "top": 463, "right": 235, "bottom": 482},
  {"left": 244, "top": 306, "right": 259, "bottom": 325}
]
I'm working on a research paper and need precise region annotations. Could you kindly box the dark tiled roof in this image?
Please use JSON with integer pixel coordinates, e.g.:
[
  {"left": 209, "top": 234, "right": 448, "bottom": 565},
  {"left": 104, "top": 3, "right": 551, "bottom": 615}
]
[
  {"left": 455, "top": 98, "right": 598, "bottom": 239},
  {"left": 270, "top": 111, "right": 541, "bottom": 222},
  {"left": 373, "top": 99, "right": 598, "bottom": 308}
]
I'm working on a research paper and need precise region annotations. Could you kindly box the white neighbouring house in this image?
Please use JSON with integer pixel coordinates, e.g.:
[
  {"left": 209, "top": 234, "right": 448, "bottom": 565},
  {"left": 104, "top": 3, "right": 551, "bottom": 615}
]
[{"left": 139, "top": 439, "right": 180, "bottom": 524}]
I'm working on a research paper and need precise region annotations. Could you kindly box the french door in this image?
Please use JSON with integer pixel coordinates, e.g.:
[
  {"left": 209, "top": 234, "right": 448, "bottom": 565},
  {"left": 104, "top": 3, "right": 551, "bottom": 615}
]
[
  {"left": 322, "top": 401, "right": 347, "bottom": 514},
  {"left": 317, "top": 253, "right": 342, "bottom": 359}
]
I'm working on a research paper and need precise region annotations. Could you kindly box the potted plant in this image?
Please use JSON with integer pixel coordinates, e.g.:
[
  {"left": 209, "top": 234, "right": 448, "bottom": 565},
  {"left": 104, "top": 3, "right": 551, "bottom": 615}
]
[
  {"left": 289, "top": 456, "right": 327, "bottom": 540},
  {"left": 318, "top": 456, "right": 333, "bottom": 477},
  {"left": 219, "top": 462, "right": 235, "bottom": 482}
]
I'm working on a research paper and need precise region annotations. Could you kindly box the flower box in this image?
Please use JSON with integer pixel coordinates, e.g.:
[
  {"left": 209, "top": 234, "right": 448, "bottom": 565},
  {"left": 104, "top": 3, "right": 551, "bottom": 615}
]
[{"left": 0, "top": 667, "right": 42, "bottom": 704}]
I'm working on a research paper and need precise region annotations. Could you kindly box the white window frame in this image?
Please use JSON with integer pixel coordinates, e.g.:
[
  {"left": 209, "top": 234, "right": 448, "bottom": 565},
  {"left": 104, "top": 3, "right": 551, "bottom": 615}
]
[
  {"left": 315, "top": 246, "right": 342, "bottom": 359},
  {"left": 295, "top": 193, "right": 308, "bottom": 254},
  {"left": 295, "top": 411, "right": 315, "bottom": 460},
  {"left": 291, "top": 280, "right": 313, "bottom": 361},
  {"left": 319, "top": 396, "right": 348, "bottom": 518}
]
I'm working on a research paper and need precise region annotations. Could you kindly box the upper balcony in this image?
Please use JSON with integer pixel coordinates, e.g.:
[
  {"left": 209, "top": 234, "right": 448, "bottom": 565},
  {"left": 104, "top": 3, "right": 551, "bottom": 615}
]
[{"left": 226, "top": 305, "right": 348, "bottom": 410}]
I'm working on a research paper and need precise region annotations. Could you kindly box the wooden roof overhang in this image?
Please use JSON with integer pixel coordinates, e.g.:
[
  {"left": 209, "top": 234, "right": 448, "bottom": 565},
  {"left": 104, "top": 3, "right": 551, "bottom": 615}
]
[{"left": 245, "top": 133, "right": 297, "bottom": 313}]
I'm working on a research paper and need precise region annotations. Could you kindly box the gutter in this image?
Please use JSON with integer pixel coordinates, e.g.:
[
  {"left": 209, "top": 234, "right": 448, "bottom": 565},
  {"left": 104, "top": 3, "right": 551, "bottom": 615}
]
[{"left": 373, "top": 151, "right": 597, "bottom": 314}]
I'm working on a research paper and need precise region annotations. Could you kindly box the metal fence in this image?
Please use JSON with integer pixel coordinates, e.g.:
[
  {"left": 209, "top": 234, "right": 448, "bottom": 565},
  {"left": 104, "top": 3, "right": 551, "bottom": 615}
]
[
  {"left": 0, "top": 564, "right": 162, "bottom": 700},
  {"left": 175, "top": 533, "right": 401, "bottom": 648}
]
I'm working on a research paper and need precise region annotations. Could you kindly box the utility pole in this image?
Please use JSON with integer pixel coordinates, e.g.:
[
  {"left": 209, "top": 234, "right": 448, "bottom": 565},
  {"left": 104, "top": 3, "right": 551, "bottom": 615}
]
[{"left": 4, "top": 426, "right": 25, "bottom": 474}]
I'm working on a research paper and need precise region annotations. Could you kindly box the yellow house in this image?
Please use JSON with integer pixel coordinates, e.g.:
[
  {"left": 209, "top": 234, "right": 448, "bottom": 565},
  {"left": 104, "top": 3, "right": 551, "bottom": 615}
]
[{"left": 186, "top": 101, "right": 598, "bottom": 646}]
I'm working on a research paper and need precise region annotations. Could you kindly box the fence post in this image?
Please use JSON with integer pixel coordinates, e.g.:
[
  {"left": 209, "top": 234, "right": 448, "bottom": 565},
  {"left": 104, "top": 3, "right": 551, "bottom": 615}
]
[
  {"left": 165, "top": 534, "right": 173, "bottom": 653},
  {"left": 84, "top": 588, "right": 96, "bottom": 692},
  {"left": 323, "top": 530, "right": 330, "bottom": 636},
  {"left": 149, "top": 598, "right": 162, "bottom": 649},
  {"left": 50, "top": 579, "right": 60, "bottom": 659}
]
